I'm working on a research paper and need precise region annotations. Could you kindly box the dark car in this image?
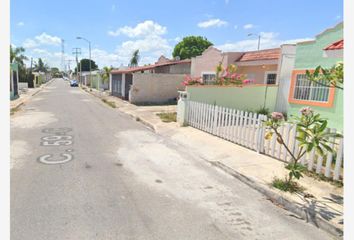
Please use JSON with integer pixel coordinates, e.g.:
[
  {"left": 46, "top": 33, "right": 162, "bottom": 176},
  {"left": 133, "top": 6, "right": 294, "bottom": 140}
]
[{"left": 70, "top": 80, "right": 78, "bottom": 87}]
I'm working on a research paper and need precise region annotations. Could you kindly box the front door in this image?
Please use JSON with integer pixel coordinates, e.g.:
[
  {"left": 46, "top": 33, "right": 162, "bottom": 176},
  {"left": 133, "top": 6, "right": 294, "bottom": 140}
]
[{"left": 111, "top": 74, "right": 122, "bottom": 96}]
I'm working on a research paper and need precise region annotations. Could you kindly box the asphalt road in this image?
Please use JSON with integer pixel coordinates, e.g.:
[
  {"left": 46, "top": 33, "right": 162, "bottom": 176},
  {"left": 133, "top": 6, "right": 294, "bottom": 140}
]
[{"left": 10, "top": 79, "right": 334, "bottom": 240}]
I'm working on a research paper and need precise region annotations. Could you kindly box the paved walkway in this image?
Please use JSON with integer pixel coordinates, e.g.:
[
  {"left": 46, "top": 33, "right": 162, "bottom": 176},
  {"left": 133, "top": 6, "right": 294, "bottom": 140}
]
[{"left": 83, "top": 87, "right": 343, "bottom": 238}]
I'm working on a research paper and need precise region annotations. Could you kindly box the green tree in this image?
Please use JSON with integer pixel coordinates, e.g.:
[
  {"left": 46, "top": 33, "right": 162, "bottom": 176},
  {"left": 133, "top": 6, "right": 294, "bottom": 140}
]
[
  {"left": 129, "top": 49, "right": 140, "bottom": 67},
  {"left": 75, "top": 59, "right": 98, "bottom": 72},
  {"left": 99, "top": 66, "right": 112, "bottom": 84},
  {"left": 172, "top": 36, "right": 213, "bottom": 60},
  {"left": 34, "top": 58, "right": 49, "bottom": 72},
  {"left": 10, "top": 45, "right": 28, "bottom": 82},
  {"left": 10, "top": 45, "right": 28, "bottom": 65},
  {"left": 305, "top": 62, "right": 343, "bottom": 90}
]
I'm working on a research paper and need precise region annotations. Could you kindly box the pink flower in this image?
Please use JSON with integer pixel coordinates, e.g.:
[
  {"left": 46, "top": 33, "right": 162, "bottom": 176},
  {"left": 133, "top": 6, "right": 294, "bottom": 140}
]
[
  {"left": 222, "top": 70, "right": 229, "bottom": 78},
  {"left": 271, "top": 112, "right": 284, "bottom": 121},
  {"left": 243, "top": 79, "right": 253, "bottom": 84},
  {"left": 300, "top": 107, "right": 313, "bottom": 116},
  {"left": 230, "top": 73, "right": 237, "bottom": 79}
]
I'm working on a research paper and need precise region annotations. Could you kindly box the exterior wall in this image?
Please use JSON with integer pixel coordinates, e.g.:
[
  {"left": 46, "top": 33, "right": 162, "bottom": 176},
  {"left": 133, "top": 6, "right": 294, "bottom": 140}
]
[
  {"left": 191, "top": 47, "right": 226, "bottom": 77},
  {"left": 294, "top": 22, "right": 343, "bottom": 69},
  {"left": 288, "top": 22, "right": 343, "bottom": 130},
  {"left": 186, "top": 85, "right": 278, "bottom": 112},
  {"left": 237, "top": 64, "right": 278, "bottom": 84},
  {"left": 288, "top": 89, "right": 343, "bottom": 131},
  {"left": 129, "top": 73, "right": 185, "bottom": 104},
  {"left": 275, "top": 44, "right": 296, "bottom": 112},
  {"left": 154, "top": 63, "right": 191, "bottom": 74}
]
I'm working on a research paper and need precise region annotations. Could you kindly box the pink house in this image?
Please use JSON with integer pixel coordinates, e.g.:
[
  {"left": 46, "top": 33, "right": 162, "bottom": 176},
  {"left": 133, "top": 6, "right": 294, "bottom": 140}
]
[{"left": 191, "top": 46, "right": 281, "bottom": 85}]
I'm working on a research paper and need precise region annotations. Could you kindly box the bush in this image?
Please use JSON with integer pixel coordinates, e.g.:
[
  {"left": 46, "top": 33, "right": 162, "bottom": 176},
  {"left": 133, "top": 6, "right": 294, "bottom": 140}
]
[
  {"left": 256, "top": 107, "right": 270, "bottom": 116},
  {"left": 271, "top": 177, "right": 305, "bottom": 193}
]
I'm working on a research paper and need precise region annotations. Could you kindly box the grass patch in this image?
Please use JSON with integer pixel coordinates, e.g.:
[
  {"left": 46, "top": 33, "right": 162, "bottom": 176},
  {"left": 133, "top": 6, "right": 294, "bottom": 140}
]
[
  {"left": 157, "top": 112, "right": 177, "bottom": 123},
  {"left": 10, "top": 104, "right": 22, "bottom": 115},
  {"left": 271, "top": 177, "right": 305, "bottom": 193},
  {"left": 101, "top": 98, "right": 116, "bottom": 108}
]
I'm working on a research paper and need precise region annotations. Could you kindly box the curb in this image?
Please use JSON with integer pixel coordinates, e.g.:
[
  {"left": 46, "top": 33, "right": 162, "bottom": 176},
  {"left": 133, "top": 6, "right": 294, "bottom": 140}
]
[
  {"left": 81, "top": 87, "right": 158, "bottom": 132},
  {"left": 10, "top": 79, "right": 55, "bottom": 111},
  {"left": 209, "top": 160, "right": 343, "bottom": 239}
]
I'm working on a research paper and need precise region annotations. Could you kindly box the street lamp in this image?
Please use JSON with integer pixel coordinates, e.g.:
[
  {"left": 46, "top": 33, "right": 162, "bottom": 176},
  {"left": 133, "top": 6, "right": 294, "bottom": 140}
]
[
  {"left": 76, "top": 36, "right": 92, "bottom": 89},
  {"left": 247, "top": 33, "right": 261, "bottom": 51}
]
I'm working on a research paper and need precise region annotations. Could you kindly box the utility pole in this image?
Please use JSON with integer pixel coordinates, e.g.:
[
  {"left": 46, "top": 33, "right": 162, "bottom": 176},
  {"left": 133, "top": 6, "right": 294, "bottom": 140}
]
[
  {"left": 29, "top": 57, "right": 33, "bottom": 87},
  {"left": 76, "top": 37, "right": 92, "bottom": 90},
  {"left": 72, "top": 47, "right": 81, "bottom": 84},
  {"left": 61, "top": 39, "right": 65, "bottom": 75},
  {"left": 66, "top": 59, "right": 74, "bottom": 78}
]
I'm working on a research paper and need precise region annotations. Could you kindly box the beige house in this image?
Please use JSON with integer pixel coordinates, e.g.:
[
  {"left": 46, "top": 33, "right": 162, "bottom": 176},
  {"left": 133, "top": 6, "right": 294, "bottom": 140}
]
[
  {"left": 110, "top": 56, "right": 191, "bottom": 104},
  {"left": 191, "top": 46, "right": 281, "bottom": 85}
]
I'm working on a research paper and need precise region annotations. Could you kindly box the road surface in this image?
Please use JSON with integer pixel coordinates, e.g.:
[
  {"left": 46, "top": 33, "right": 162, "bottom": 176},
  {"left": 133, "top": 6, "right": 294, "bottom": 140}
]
[{"left": 11, "top": 79, "right": 334, "bottom": 240}]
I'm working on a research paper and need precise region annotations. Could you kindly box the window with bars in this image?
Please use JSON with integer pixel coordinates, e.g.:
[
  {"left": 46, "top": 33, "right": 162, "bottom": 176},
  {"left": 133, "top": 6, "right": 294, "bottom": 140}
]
[
  {"left": 293, "top": 74, "right": 330, "bottom": 102},
  {"left": 266, "top": 73, "right": 277, "bottom": 84},
  {"left": 202, "top": 73, "right": 216, "bottom": 85}
]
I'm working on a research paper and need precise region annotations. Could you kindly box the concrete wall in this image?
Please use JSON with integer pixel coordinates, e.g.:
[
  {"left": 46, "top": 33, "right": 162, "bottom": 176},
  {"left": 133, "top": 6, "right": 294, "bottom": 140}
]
[
  {"left": 129, "top": 73, "right": 185, "bottom": 104},
  {"left": 275, "top": 44, "right": 296, "bottom": 113},
  {"left": 154, "top": 63, "right": 191, "bottom": 74},
  {"left": 186, "top": 85, "right": 279, "bottom": 112}
]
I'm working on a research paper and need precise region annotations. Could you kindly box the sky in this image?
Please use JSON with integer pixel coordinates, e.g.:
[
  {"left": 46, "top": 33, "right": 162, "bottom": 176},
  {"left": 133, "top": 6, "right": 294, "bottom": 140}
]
[{"left": 10, "top": 0, "right": 343, "bottom": 70}]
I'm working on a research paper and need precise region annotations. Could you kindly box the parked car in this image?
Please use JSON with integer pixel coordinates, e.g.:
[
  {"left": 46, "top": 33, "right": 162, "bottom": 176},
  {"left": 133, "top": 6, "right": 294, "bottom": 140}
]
[{"left": 70, "top": 80, "right": 78, "bottom": 87}]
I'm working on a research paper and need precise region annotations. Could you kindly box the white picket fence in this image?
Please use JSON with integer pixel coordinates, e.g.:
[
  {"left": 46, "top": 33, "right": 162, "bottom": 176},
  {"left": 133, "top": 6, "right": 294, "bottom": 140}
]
[{"left": 186, "top": 101, "right": 343, "bottom": 181}]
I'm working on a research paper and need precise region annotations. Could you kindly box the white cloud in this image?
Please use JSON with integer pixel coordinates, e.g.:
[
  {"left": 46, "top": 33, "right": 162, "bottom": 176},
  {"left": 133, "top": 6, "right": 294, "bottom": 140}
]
[
  {"left": 225, "top": 0, "right": 230, "bottom": 4},
  {"left": 35, "top": 33, "right": 61, "bottom": 46},
  {"left": 111, "top": 4, "right": 116, "bottom": 11},
  {"left": 173, "top": 37, "right": 182, "bottom": 42},
  {"left": 32, "top": 48, "right": 51, "bottom": 55},
  {"left": 17, "top": 22, "right": 24, "bottom": 27},
  {"left": 197, "top": 18, "right": 228, "bottom": 28},
  {"left": 115, "top": 35, "right": 172, "bottom": 65},
  {"left": 108, "top": 20, "right": 167, "bottom": 38},
  {"left": 243, "top": 24, "right": 254, "bottom": 29},
  {"left": 22, "top": 32, "right": 61, "bottom": 49},
  {"left": 234, "top": 25, "right": 238, "bottom": 30},
  {"left": 216, "top": 32, "right": 314, "bottom": 52},
  {"left": 23, "top": 39, "right": 39, "bottom": 48}
]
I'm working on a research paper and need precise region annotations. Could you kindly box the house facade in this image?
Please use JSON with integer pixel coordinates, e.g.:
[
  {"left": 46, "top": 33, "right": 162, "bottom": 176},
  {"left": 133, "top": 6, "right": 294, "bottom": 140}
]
[
  {"left": 110, "top": 57, "right": 191, "bottom": 104},
  {"left": 190, "top": 46, "right": 281, "bottom": 85},
  {"left": 287, "top": 22, "right": 343, "bottom": 130}
]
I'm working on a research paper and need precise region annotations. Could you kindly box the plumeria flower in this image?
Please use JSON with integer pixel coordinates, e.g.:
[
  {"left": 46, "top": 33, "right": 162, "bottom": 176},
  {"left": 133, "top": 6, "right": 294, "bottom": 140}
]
[
  {"left": 300, "top": 107, "right": 313, "bottom": 116},
  {"left": 271, "top": 112, "right": 284, "bottom": 121}
]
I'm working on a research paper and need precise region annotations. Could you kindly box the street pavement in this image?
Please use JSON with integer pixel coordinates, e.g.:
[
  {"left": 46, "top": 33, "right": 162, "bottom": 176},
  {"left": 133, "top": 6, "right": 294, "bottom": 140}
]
[{"left": 11, "top": 78, "right": 334, "bottom": 240}]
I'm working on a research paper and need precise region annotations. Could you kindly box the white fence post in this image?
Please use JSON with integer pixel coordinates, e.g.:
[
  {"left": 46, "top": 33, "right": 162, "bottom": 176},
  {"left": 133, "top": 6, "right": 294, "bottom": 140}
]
[{"left": 184, "top": 101, "right": 343, "bottom": 181}]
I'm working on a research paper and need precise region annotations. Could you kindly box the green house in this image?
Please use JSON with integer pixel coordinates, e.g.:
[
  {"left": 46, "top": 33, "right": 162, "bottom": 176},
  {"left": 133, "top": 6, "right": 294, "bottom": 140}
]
[{"left": 287, "top": 22, "right": 343, "bottom": 131}]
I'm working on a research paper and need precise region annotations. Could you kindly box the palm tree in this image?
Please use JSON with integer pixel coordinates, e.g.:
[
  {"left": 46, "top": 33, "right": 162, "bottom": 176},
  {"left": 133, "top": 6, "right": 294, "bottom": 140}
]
[
  {"left": 101, "top": 66, "right": 112, "bottom": 84},
  {"left": 10, "top": 45, "right": 28, "bottom": 65},
  {"left": 129, "top": 49, "right": 140, "bottom": 67},
  {"left": 98, "top": 66, "right": 112, "bottom": 90}
]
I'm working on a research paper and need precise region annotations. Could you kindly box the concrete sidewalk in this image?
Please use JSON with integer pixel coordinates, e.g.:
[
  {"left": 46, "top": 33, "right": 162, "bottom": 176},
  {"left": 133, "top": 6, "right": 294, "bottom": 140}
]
[
  {"left": 82, "top": 87, "right": 343, "bottom": 238},
  {"left": 82, "top": 87, "right": 178, "bottom": 131},
  {"left": 10, "top": 79, "right": 55, "bottom": 111}
]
